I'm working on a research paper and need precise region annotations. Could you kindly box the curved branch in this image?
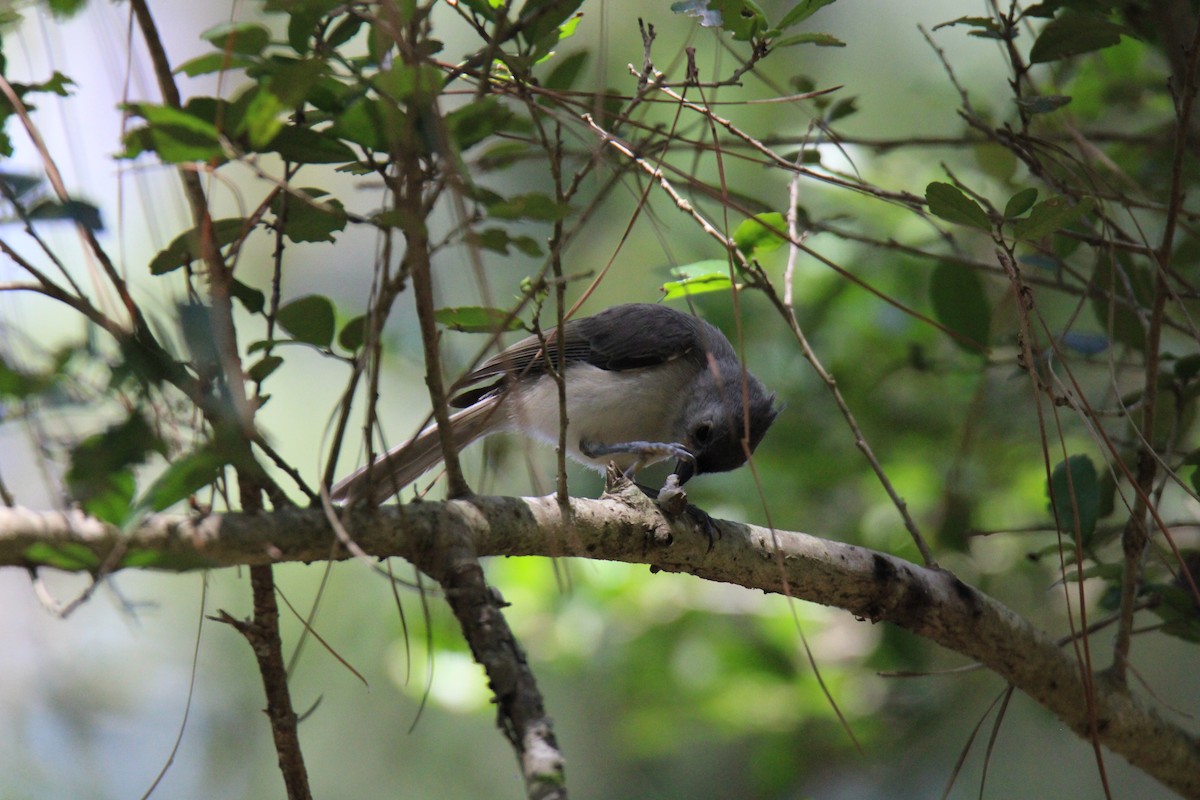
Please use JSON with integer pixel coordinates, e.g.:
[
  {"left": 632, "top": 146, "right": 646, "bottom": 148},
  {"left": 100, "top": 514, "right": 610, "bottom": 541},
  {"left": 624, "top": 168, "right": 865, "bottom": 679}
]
[{"left": 0, "top": 492, "right": 1197, "bottom": 798}]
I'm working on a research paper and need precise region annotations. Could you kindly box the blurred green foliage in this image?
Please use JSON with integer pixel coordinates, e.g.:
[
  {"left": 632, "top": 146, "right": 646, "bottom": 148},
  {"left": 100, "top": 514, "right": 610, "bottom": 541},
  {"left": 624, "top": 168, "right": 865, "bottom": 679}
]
[{"left": 1, "top": 0, "right": 1198, "bottom": 797}]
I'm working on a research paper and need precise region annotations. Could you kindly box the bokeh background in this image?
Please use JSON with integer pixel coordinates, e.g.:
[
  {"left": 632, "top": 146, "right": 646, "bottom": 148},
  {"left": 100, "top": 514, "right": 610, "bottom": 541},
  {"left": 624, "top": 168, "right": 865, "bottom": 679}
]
[{"left": 1, "top": 1, "right": 1196, "bottom": 798}]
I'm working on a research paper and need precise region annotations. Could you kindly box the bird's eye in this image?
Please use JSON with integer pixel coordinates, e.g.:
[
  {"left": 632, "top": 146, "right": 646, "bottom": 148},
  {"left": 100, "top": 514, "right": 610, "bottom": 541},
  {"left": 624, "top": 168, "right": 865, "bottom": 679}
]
[{"left": 692, "top": 422, "right": 713, "bottom": 445}]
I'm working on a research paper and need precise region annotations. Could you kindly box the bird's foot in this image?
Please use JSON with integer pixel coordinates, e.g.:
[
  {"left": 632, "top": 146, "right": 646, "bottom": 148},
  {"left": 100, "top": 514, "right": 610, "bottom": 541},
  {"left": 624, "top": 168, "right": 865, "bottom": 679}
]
[
  {"left": 650, "top": 473, "right": 720, "bottom": 552},
  {"left": 580, "top": 438, "right": 694, "bottom": 478}
]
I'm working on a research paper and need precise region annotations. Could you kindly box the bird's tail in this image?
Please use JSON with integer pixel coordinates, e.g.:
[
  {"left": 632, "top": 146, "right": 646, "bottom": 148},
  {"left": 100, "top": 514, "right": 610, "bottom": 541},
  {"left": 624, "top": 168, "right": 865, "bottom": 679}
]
[{"left": 330, "top": 396, "right": 503, "bottom": 505}]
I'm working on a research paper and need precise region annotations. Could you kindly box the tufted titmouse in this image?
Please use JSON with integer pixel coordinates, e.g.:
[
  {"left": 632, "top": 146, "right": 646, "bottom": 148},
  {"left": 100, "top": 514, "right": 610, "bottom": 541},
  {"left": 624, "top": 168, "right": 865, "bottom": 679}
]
[{"left": 331, "top": 303, "right": 779, "bottom": 504}]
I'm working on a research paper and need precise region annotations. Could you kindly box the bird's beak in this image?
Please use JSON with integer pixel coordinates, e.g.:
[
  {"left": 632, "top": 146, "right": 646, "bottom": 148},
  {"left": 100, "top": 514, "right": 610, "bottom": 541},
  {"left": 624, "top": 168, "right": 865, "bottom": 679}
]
[{"left": 673, "top": 457, "right": 695, "bottom": 485}]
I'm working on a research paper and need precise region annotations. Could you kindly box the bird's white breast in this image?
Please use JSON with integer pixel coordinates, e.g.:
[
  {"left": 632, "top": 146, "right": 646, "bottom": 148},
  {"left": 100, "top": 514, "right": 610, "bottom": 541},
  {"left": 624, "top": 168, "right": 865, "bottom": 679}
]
[{"left": 500, "top": 361, "right": 695, "bottom": 471}]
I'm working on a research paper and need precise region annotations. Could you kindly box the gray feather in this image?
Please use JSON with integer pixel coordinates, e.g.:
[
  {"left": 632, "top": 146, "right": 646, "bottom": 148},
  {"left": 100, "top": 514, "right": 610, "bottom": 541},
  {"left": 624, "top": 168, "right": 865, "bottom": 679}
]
[{"left": 330, "top": 396, "right": 503, "bottom": 505}]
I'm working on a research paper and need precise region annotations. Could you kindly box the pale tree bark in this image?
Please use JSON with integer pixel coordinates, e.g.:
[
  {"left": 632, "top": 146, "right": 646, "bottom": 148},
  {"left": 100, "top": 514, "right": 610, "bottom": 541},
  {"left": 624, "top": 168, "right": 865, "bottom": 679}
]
[{"left": 1, "top": 482, "right": 1198, "bottom": 798}]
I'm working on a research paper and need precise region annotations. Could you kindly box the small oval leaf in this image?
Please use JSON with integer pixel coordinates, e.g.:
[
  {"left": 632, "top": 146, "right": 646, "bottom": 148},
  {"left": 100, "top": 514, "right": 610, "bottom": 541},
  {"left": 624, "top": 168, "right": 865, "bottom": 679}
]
[
  {"left": 247, "top": 354, "right": 284, "bottom": 383},
  {"left": 930, "top": 262, "right": 991, "bottom": 354},
  {"left": 1030, "top": 13, "right": 1126, "bottom": 64},
  {"left": 277, "top": 295, "right": 336, "bottom": 347},
  {"left": 1004, "top": 188, "right": 1039, "bottom": 219},
  {"left": 136, "top": 448, "right": 229, "bottom": 513},
  {"left": 1048, "top": 454, "right": 1100, "bottom": 543},
  {"left": 338, "top": 315, "right": 368, "bottom": 351},
  {"left": 434, "top": 306, "right": 523, "bottom": 333},
  {"left": 201, "top": 21, "right": 271, "bottom": 55},
  {"left": 926, "top": 182, "right": 991, "bottom": 231},
  {"left": 1013, "top": 196, "right": 1093, "bottom": 241},
  {"left": 733, "top": 212, "right": 788, "bottom": 257}
]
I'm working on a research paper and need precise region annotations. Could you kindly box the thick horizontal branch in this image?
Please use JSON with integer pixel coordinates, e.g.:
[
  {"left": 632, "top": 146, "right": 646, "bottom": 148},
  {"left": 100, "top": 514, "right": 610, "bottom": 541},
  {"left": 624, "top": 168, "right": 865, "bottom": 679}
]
[{"left": 1, "top": 489, "right": 1197, "bottom": 798}]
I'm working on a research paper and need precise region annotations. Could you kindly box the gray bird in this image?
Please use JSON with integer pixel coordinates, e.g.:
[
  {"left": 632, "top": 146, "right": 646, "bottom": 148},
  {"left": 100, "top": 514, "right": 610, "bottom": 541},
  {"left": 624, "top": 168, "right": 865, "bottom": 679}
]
[{"left": 331, "top": 303, "right": 779, "bottom": 504}]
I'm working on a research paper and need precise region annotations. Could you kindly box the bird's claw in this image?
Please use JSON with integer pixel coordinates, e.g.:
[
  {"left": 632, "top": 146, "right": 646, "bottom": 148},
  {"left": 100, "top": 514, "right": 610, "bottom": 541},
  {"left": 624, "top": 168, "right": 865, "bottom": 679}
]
[
  {"left": 651, "top": 472, "right": 720, "bottom": 552},
  {"left": 656, "top": 473, "right": 688, "bottom": 515},
  {"left": 580, "top": 438, "right": 694, "bottom": 478},
  {"left": 683, "top": 503, "right": 720, "bottom": 552}
]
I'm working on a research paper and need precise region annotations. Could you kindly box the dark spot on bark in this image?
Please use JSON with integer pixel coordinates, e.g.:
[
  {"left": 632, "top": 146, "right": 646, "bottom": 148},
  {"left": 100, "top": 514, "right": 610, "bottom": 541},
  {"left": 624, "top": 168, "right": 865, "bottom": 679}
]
[
  {"left": 951, "top": 576, "right": 982, "bottom": 618},
  {"left": 898, "top": 580, "right": 933, "bottom": 619},
  {"left": 873, "top": 553, "right": 896, "bottom": 583}
]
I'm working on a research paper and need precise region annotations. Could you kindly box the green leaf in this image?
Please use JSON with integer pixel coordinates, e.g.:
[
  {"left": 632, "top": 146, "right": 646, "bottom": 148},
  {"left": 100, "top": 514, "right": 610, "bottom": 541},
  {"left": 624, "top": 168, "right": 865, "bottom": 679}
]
[
  {"left": 1015, "top": 94, "right": 1072, "bottom": 114},
  {"left": 26, "top": 198, "right": 103, "bottom": 231},
  {"left": 973, "top": 142, "right": 1018, "bottom": 182},
  {"left": 733, "top": 212, "right": 787, "bottom": 257},
  {"left": 542, "top": 50, "right": 589, "bottom": 91},
  {"left": 84, "top": 470, "right": 137, "bottom": 526},
  {"left": 201, "top": 21, "right": 271, "bottom": 55},
  {"left": 661, "top": 274, "right": 734, "bottom": 301},
  {"left": 240, "top": 88, "right": 286, "bottom": 149},
  {"left": 0, "top": 356, "right": 54, "bottom": 399},
  {"left": 277, "top": 295, "right": 336, "bottom": 347},
  {"left": 1012, "top": 195, "right": 1092, "bottom": 241},
  {"left": 446, "top": 97, "right": 514, "bottom": 150},
  {"left": 375, "top": 61, "right": 443, "bottom": 104},
  {"left": 331, "top": 97, "right": 406, "bottom": 150},
  {"left": 1048, "top": 454, "right": 1100, "bottom": 543},
  {"left": 929, "top": 262, "right": 991, "bottom": 354},
  {"left": 932, "top": 16, "right": 1004, "bottom": 37},
  {"left": 267, "top": 125, "right": 357, "bottom": 163},
  {"left": 475, "top": 141, "right": 533, "bottom": 170},
  {"left": 1151, "top": 584, "right": 1200, "bottom": 643},
  {"left": 28, "top": 71, "right": 73, "bottom": 97},
  {"left": 262, "top": 57, "right": 329, "bottom": 109},
  {"left": 272, "top": 188, "right": 347, "bottom": 243},
  {"left": 120, "top": 103, "right": 225, "bottom": 163},
  {"left": 826, "top": 96, "right": 857, "bottom": 122},
  {"left": 1029, "top": 13, "right": 1127, "bottom": 64},
  {"left": 175, "top": 52, "right": 258, "bottom": 77},
  {"left": 126, "top": 102, "right": 221, "bottom": 141},
  {"left": 283, "top": 1, "right": 335, "bottom": 54},
  {"left": 247, "top": 354, "right": 284, "bottom": 383},
  {"left": 925, "top": 182, "right": 991, "bottom": 231},
  {"left": 661, "top": 260, "right": 734, "bottom": 300},
  {"left": 487, "top": 192, "right": 568, "bottom": 221},
  {"left": 46, "top": 0, "right": 87, "bottom": 19},
  {"left": 66, "top": 412, "right": 165, "bottom": 523},
  {"left": 475, "top": 227, "right": 543, "bottom": 257},
  {"left": 135, "top": 447, "right": 229, "bottom": 513},
  {"left": 326, "top": 14, "right": 366, "bottom": 48},
  {"left": 373, "top": 209, "right": 410, "bottom": 229},
  {"left": 1062, "top": 561, "right": 1123, "bottom": 583},
  {"left": 1174, "top": 354, "right": 1200, "bottom": 383},
  {"left": 434, "top": 306, "right": 524, "bottom": 333},
  {"left": 458, "top": 0, "right": 498, "bottom": 21},
  {"left": 0, "top": 171, "right": 45, "bottom": 201},
  {"left": 519, "top": 0, "right": 586, "bottom": 50},
  {"left": 777, "top": 0, "right": 837, "bottom": 29},
  {"left": 23, "top": 541, "right": 102, "bottom": 571},
  {"left": 1004, "top": 188, "right": 1039, "bottom": 219},
  {"left": 150, "top": 218, "right": 247, "bottom": 275},
  {"left": 117, "top": 548, "right": 217, "bottom": 571},
  {"left": 231, "top": 278, "right": 266, "bottom": 314},
  {"left": 773, "top": 32, "right": 845, "bottom": 47},
  {"left": 338, "top": 315, "right": 368, "bottom": 351}
]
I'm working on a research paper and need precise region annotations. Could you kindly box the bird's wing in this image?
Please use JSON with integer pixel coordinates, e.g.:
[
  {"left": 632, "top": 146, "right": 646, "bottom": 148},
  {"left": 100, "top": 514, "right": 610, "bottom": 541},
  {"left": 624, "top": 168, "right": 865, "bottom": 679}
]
[
  {"left": 449, "top": 304, "right": 706, "bottom": 407},
  {"left": 572, "top": 304, "right": 705, "bottom": 370}
]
